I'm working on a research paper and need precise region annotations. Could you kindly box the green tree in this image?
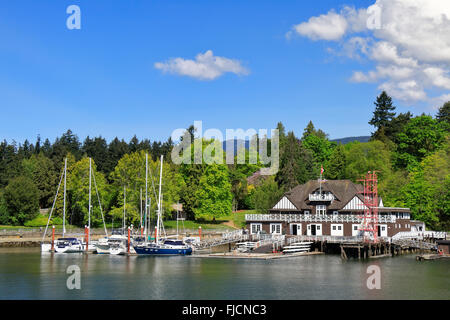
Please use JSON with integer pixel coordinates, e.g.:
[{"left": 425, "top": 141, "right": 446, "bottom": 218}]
[
  {"left": 111, "top": 151, "right": 184, "bottom": 224},
  {"left": 344, "top": 140, "right": 393, "bottom": 182},
  {"left": 436, "top": 101, "right": 450, "bottom": 125},
  {"left": 369, "top": 91, "right": 396, "bottom": 131},
  {"left": 21, "top": 153, "right": 58, "bottom": 208},
  {"left": 3, "top": 176, "right": 39, "bottom": 225},
  {"left": 82, "top": 136, "right": 109, "bottom": 174},
  {"left": 276, "top": 131, "right": 315, "bottom": 190},
  {"left": 193, "top": 163, "right": 232, "bottom": 221},
  {"left": 325, "top": 144, "right": 347, "bottom": 180},
  {"left": 302, "top": 134, "right": 335, "bottom": 165},
  {"left": 395, "top": 115, "right": 446, "bottom": 169},
  {"left": 67, "top": 157, "right": 109, "bottom": 227},
  {"left": 250, "top": 176, "right": 284, "bottom": 214},
  {"left": 402, "top": 137, "right": 449, "bottom": 230},
  {"left": 302, "top": 121, "right": 327, "bottom": 140}
]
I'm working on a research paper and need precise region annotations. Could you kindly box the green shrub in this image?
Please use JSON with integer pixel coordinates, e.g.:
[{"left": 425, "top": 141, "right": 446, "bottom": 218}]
[{"left": 24, "top": 215, "right": 66, "bottom": 227}]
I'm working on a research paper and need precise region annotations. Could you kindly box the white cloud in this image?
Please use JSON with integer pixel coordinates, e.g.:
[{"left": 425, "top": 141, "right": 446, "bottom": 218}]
[
  {"left": 380, "top": 81, "right": 427, "bottom": 102},
  {"left": 154, "top": 50, "right": 249, "bottom": 80},
  {"left": 292, "top": 10, "right": 348, "bottom": 41},
  {"left": 290, "top": 0, "right": 450, "bottom": 104},
  {"left": 423, "top": 67, "right": 450, "bottom": 90}
]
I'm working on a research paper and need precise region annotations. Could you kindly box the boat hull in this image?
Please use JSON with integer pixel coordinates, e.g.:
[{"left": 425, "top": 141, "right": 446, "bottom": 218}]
[
  {"left": 134, "top": 246, "right": 192, "bottom": 255},
  {"left": 96, "top": 243, "right": 111, "bottom": 254},
  {"left": 55, "top": 244, "right": 83, "bottom": 253}
]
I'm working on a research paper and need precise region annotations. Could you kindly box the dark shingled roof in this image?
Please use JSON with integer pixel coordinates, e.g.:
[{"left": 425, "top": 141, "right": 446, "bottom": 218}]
[{"left": 274, "top": 180, "right": 367, "bottom": 211}]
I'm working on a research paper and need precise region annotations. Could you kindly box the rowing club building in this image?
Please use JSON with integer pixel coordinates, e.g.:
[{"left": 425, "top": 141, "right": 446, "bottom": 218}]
[{"left": 245, "top": 179, "right": 421, "bottom": 238}]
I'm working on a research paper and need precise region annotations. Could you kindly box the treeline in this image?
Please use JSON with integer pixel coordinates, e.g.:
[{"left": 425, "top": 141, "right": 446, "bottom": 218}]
[
  {"left": 0, "top": 96, "right": 448, "bottom": 231},
  {"left": 0, "top": 132, "right": 174, "bottom": 226}
]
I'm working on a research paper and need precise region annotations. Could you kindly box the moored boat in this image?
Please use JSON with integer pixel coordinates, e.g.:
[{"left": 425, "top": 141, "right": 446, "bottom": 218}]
[
  {"left": 283, "top": 242, "right": 312, "bottom": 254},
  {"left": 54, "top": 238, "right": 84, "bottom": 253},
  {"left": 134, "top": 155, "right": 192, "bottom": 256}
]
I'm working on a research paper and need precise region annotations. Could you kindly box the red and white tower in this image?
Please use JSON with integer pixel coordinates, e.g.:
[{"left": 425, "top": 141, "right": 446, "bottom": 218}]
[{"left": 358, "top": 171, "right": 379, "bottom": 243}]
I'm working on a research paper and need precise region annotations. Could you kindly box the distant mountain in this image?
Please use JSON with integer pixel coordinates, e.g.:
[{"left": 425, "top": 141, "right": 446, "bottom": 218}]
[
  {"left": 222, "top": 139, "right": 250, "bottom": 153},
  {"left": 221, "top": 136, "right": 371, "bottom": 152},
  {"left": 331, "top": 136, "right": 371, "bottom": 144}
]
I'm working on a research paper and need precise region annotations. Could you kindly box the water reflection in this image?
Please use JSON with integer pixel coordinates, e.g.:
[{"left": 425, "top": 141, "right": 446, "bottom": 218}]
[{"left": 0, "top": 249, "right": 449, "bottom": 300}]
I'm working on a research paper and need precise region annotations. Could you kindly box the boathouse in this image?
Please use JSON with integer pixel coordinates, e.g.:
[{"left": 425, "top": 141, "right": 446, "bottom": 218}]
[{"left": 245, "top": 179, "right": 418, "bottom": 238}]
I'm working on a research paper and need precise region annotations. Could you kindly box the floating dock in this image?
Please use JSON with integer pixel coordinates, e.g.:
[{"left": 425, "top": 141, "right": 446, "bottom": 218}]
[{"left": 189, "top": 251, "right": 324, "bottom": 260}]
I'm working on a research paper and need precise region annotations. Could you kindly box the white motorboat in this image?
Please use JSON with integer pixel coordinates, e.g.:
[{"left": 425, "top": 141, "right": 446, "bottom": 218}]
[
  {"left": 109, "top": 235, "right": 128, "bottom": 255},
  {"left": 95, "top": 234, "right": 129, "bottom": 255},
  {"left": 95, "top": 237, "right": 110, "bottom": 254},
  {"left": 54, "top": 238, "right": 84, "bottom": 253}
]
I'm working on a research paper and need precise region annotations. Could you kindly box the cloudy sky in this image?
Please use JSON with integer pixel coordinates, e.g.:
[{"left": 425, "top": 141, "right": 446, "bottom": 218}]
[{"left": 0, "top": 0, "right": 449, "bottom": 143}]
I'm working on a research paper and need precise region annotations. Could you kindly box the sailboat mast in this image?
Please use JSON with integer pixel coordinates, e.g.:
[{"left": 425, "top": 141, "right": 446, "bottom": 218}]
[
  {"left": 145, "top": 153, "right": 148, "bottom": 242},
  {"left": 88, "top": 157, "right": 92, "bottom": 240},
  {"left": 62, "top": 157, "right": 67, "bottom": 237},
  {"left": 140, "top": 188, "right": 143, "bottom": 231},
  {"left": 156, "top": 155, "right": 163, "bottom": 245},
  {"left": 123, "top": 185, "right": 126, "bottom": 233}
]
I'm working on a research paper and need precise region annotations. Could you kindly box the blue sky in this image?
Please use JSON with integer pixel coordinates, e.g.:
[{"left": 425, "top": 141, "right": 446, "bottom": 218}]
[{"left": 0, "top": 0, "right": 446, "bottom": 144}]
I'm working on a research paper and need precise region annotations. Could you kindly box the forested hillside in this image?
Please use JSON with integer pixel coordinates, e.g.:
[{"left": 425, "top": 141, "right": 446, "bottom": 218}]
[{"left": 0, "top": 94, "right": 448, "bottom": 230}]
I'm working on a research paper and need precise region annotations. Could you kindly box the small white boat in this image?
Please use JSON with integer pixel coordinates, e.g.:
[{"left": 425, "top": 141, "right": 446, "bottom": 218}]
[
  {"left": 96, "top": 237, "right": 110, "bottom": 254},
  {"left": 54, "top": 238, "right": 84, "bottom": 253},
  {"left": 95, "top": 234, "right": 130, "bottom": 255},
  {"left": 283, "top": 242, "right": 312, "bottom": 254},
  {"left": 109, "top": 236, "right": 128, "bottom": 255}
]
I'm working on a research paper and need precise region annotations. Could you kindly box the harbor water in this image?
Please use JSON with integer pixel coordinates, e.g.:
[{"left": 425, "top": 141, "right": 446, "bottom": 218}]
[{"left": 0, "top": 248, "right": 448, "bottom": 300}]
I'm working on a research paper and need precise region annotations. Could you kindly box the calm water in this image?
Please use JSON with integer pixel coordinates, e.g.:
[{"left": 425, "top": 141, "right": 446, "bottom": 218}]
[{"left": 0, "top": 248, "right": 448, "bottom": 300}]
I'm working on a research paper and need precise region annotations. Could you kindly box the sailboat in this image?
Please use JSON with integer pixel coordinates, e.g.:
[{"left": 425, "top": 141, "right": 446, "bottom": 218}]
[
  {"left": 41, "top": 157, "right": 83, "bottom": 253},
  {"left": 134, "top": 155, "right": 192, "bottom": 256},
  {"left": 95, "top": 186, "right": 129, "bottom": 255},
  {"left": 41, "top": 157, "right": 108, "bottom": 253}
]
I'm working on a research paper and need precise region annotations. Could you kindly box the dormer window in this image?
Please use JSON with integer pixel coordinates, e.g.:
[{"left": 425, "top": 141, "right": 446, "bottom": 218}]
[{"left": 316, "top": 205, "right": 326, "bottom": 215}]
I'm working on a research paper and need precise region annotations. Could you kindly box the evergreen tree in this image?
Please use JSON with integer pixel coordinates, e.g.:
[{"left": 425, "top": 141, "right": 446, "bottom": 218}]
[
  {"left": 369, "top": 91, "right": 396, "bottom": 131},
  {"left": 325, "top": 144, "right": 347, "bottom": 180},
  {"left": 34, "top": 135, "right": 41, "bottom": 154},
  {"left": 82, "top": 136, "right": 109, "bottom": 174},
  {"left": 276, "top": 131, "right": 315, "bottom": 190},
  {"left": 436, "top": 101, "right": 450, "bottom": 125},
  {"left": 105, "top": 138, "right": 129, "bottom": 176}
]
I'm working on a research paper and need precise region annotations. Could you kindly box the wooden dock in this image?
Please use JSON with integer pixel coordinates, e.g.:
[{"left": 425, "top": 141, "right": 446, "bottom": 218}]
[{"left": 190, "top": 251, "right": 324, "bottom": 260}]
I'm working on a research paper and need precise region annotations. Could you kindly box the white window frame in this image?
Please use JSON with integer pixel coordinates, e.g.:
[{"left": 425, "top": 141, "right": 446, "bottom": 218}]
[
  {"left": 270, "top": 223, "right": 282, "bottom": 235},
  {"left": 316, "top": 205, "right": 326, "bottom": 215},
  {"left": 250, "top": 223, "right": 262, "bottom": 235},
  {"left": 331, "top": 224, "right": 344, "bottom": 236}
]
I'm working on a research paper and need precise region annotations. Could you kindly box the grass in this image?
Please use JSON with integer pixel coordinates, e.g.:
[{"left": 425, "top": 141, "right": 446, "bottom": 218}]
[
  {"left": 163, "top": 220, "right": 231, "bottom": 230},
  {"left": 162, "top": 210, "right": 253, "bottom": 230}
]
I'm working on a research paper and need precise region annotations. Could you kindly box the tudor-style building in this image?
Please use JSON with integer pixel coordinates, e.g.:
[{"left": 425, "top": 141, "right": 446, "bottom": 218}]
[{"left": 246, "top": 179, "right": 415, "bottom": 238}]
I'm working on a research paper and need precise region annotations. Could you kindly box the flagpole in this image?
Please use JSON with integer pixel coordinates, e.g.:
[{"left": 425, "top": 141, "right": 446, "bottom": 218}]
[{"left": 319, "top": 165, "right": 323, "bottom": 196}]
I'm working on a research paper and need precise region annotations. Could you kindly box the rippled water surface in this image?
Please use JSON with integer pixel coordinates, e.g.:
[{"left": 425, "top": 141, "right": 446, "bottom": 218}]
[{"left": 0, "top": 248, "right": 448, "bottom": 299}]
